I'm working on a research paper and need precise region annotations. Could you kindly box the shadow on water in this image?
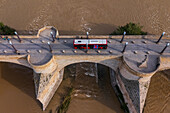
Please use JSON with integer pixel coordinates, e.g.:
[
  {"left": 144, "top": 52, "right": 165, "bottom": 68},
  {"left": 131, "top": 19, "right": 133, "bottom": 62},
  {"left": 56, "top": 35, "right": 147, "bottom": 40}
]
[
  {"left": 0, "top": 62, "right": 42, "bottom": 107},
  {"left": 97, "top": 64, "right": 124, "bottom": 112},
  {"left": 15, "top": 23, "right": 117, "bottom": 35},
  {"left": 59, "top": 23, "right": 117, "bottom": 35}
]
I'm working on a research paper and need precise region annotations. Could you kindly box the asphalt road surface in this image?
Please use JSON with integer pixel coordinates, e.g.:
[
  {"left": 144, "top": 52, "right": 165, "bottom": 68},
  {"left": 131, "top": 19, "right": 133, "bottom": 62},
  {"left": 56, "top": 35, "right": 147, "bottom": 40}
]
[{"left": 0, "top": 38, "right": 169, "bottom": 56}]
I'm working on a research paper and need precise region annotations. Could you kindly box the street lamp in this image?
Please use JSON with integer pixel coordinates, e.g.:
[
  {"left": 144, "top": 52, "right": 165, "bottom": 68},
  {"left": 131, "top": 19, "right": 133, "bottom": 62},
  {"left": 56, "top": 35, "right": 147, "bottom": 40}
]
[
  {"left": 120, "top": 31, "right": 126, "bottom": 43},
  {"left": 48, "top": 42, "right": 52, "bottom": 53},
  {"left": 50, "top": 32, "right": 55, "bottom": 43},
  {"left": 160, "top": 43, "right": 169, "bottom": 54},
  {"left": 9, "top": 40, "right": 18, "bottom": 54},
  {"left": 86, "top": 43, "right": 88, "bottom": 53},
  {"left": 14, "top": 31, "right": 22, "bottom": 43},
  {"left": 122, "top": 42, "right": 128, "bottom": 53},
  {"left": 156, "top": 32, "right": 165, "bottom": 44},
  {"left": 87, "top": 32, "right": 89, "bottom": 39}
]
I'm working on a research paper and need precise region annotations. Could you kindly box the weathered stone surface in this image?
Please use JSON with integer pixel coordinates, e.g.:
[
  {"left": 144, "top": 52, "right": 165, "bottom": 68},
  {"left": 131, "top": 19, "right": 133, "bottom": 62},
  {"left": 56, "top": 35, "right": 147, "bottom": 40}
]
[
  {"left": 34, "top": 68, "right": 64, "bottom": 110},
  {"left": 139, "top": 77, "right": 151, "bottom": 113}
]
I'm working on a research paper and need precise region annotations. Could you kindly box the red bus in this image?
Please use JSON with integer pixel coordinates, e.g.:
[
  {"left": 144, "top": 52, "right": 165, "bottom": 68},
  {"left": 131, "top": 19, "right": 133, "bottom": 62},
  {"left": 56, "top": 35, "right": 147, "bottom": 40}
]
[{"left": 73, "top": 39, "right": 107, "bottom": 49}]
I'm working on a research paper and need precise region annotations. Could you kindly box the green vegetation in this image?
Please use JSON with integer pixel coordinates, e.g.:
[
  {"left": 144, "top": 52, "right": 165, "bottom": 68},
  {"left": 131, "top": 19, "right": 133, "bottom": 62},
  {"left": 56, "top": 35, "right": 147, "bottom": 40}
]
[
  {"left": 57, "top": 87, "right": 74, "bottom": 113},
  {"left": 0, "top": 22, "right": 15, "bottom": 35},
  {"left": 111, "top": 22, "right": 147, "bottom": 35}
]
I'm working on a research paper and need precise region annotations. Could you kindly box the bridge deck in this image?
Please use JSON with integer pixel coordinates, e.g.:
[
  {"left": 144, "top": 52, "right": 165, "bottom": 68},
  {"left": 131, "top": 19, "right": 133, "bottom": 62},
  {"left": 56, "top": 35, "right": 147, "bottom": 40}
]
[{"left": 0, "top": 37, "right": 169, "bottom": 56}]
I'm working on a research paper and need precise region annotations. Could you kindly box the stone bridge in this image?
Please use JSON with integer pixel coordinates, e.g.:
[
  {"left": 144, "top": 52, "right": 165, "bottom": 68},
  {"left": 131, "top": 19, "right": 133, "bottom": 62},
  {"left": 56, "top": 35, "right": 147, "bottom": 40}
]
[{"left": 0, "top": 27, "right": 170, "bottom": 113}]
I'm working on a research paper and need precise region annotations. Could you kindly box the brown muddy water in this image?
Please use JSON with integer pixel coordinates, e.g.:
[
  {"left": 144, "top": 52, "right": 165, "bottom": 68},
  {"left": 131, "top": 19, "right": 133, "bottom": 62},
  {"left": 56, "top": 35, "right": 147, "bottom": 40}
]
[
  {"left": 0, "top": 62, "right": 169, "bottom": 113},
  {"left": 67, "top": 63, "right": 123, "bottom": 113},
  {"left": 0, "top": 62, "right": 124, "bottom": 113},
  {"left": 144, "top": 70, "right": 170, "bottom": 113},
  {"left": 0, "top": 0, "right": 170, "bottom": 35}
]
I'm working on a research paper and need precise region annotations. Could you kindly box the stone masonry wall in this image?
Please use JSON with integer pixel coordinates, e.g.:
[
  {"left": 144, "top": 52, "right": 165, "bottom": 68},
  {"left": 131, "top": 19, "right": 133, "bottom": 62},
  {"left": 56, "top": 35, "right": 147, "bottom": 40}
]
[
  {"left": 33, "top": 68, "right": 64, "bottom": 110},
  {"left": 119, "top": 72, "right": 140, "bottom": 113}
]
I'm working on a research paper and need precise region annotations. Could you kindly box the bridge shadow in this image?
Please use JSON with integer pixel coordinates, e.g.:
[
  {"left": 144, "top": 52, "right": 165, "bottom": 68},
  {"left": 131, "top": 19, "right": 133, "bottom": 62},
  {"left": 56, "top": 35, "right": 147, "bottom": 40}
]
[
  {"left": 0, "top": 62, "right": 42, "bottom": 107},
  {"left": 97, "top": 64, "right": 124, "bottom": 113},
  {"left": 15, "top": 30, "right": 38, "bottom": 35},
  {"left": 58, "top": 23, "right": 117, "bottom": 35},
  {"left": 13, "top": 23, "right": 117, "bottom": 35}
]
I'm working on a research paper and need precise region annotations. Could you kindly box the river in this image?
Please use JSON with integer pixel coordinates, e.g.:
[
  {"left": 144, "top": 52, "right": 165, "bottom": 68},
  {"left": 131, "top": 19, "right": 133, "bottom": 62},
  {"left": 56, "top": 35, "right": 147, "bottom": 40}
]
[
  {"left": 0, "top": 62, "right": 169, "bottom": 113},
  {"left": 0, "top": 0, "right": 170, "bottom": 35}
]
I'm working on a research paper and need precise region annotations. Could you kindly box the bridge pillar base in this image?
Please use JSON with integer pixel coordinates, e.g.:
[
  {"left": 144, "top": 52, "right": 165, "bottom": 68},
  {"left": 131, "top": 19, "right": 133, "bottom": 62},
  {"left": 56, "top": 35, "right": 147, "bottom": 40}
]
[
  {"left": 116, "top": 55, "right": 159, "bottom": 113},
  {"left": 118, "top": 69, "right": 151, "bottom": 113},
  {"left": 110, "top": 67, "right": 151, "bottom": 113},
  {"left": 33, "top": 68, "right": 64, "bottom": 110}
]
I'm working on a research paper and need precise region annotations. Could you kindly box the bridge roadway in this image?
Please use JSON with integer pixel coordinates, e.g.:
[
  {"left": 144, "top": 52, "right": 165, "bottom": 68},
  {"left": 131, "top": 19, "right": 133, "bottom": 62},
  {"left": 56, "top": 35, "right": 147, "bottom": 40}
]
[{"left": 0, "top": 36, "right": 169, "bottom": 56}]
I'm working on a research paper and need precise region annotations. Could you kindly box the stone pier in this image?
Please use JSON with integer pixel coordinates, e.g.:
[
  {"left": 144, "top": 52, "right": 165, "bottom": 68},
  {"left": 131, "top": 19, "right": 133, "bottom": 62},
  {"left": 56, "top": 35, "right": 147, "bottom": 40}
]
[
  {"left": 27, "top": 54, "right": 63, "bottom": 110},
  {"left": 115, "top": 54, "right": 160, "bottom": 113}
]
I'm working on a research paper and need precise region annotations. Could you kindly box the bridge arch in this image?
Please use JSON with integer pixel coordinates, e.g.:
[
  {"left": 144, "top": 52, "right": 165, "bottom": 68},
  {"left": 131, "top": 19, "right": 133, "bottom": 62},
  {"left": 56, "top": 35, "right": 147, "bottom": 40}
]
[
  {"left": 0, "top": 55, "right": 31, "bottom": 69},
  {"left": 61, "top": 61, "right": 118, "bottom": 80},
  {"left": 55, "top": 55, "right": 121, "bottom": 73}
]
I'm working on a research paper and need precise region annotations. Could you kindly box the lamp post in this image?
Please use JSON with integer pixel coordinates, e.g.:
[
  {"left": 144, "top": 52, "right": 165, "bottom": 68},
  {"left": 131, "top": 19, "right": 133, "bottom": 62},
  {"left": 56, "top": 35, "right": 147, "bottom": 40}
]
[
  {"left": 14, "top": 31, "right": 22, "bottom": 43},
  {"left": 87, "top": 32, "right": 89, "bottom": 39},
  {"left": 122, "top": 42, "right": 128, "bottom": 53},
  {"left": 50, "top": 32, "right": 55, "bottom": 43},
  {"left": 86, "top": 43, "right": 88, "bottom": 53},
  {"left": 9, "top": 40, "right": 18, "bottom": 54},
  {"left": 160, "top": 43, "right": 169, "bottom": 54},
  {"left": 156, "top": 32, "right": 165, "bottom": 44},
  {"left": 48, "top": 42, "right": 52, "bottom": 53},
  {"left": 120, "top": 31, "right": 126, "bottom": 43}
]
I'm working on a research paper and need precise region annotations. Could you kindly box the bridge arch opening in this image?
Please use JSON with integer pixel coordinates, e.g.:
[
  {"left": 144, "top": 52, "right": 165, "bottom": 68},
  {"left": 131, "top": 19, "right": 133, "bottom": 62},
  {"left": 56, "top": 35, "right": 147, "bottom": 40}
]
[
  {"left": 0, "top": 62, "right": 43, "bottom": 113},
  {"left": 143, "top": 69, "right": 170, "bottom": 113},
  {"left": 55, "top": 62, "right": 124, "bottom": 113}
]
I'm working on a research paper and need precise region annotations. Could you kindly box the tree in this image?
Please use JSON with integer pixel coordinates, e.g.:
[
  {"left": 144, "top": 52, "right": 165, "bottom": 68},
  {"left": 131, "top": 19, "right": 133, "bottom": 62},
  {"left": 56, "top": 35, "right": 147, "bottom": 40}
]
[
  {"left": 0, "top": 22, "right": 15, "bottom": 35},
  {"left": 110, "top": 22, "right": 147, "bottom": 35}
]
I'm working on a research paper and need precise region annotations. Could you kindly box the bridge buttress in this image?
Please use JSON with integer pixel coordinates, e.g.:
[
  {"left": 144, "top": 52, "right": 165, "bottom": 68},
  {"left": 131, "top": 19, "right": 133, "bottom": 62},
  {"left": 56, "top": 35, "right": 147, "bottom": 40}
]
[
  {"left": 33, "top": 68, "right": 64, "bottom": 110},
  {"left": 115, "top": 55, "right": 160, "bottom": 113}
]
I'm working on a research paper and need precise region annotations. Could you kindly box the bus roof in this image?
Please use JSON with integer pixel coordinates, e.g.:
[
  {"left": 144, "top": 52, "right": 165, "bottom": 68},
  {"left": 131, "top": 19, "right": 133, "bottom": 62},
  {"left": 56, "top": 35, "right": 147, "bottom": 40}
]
[{"left": 74, "top": 39, "right": 107, "bottom": 44}]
